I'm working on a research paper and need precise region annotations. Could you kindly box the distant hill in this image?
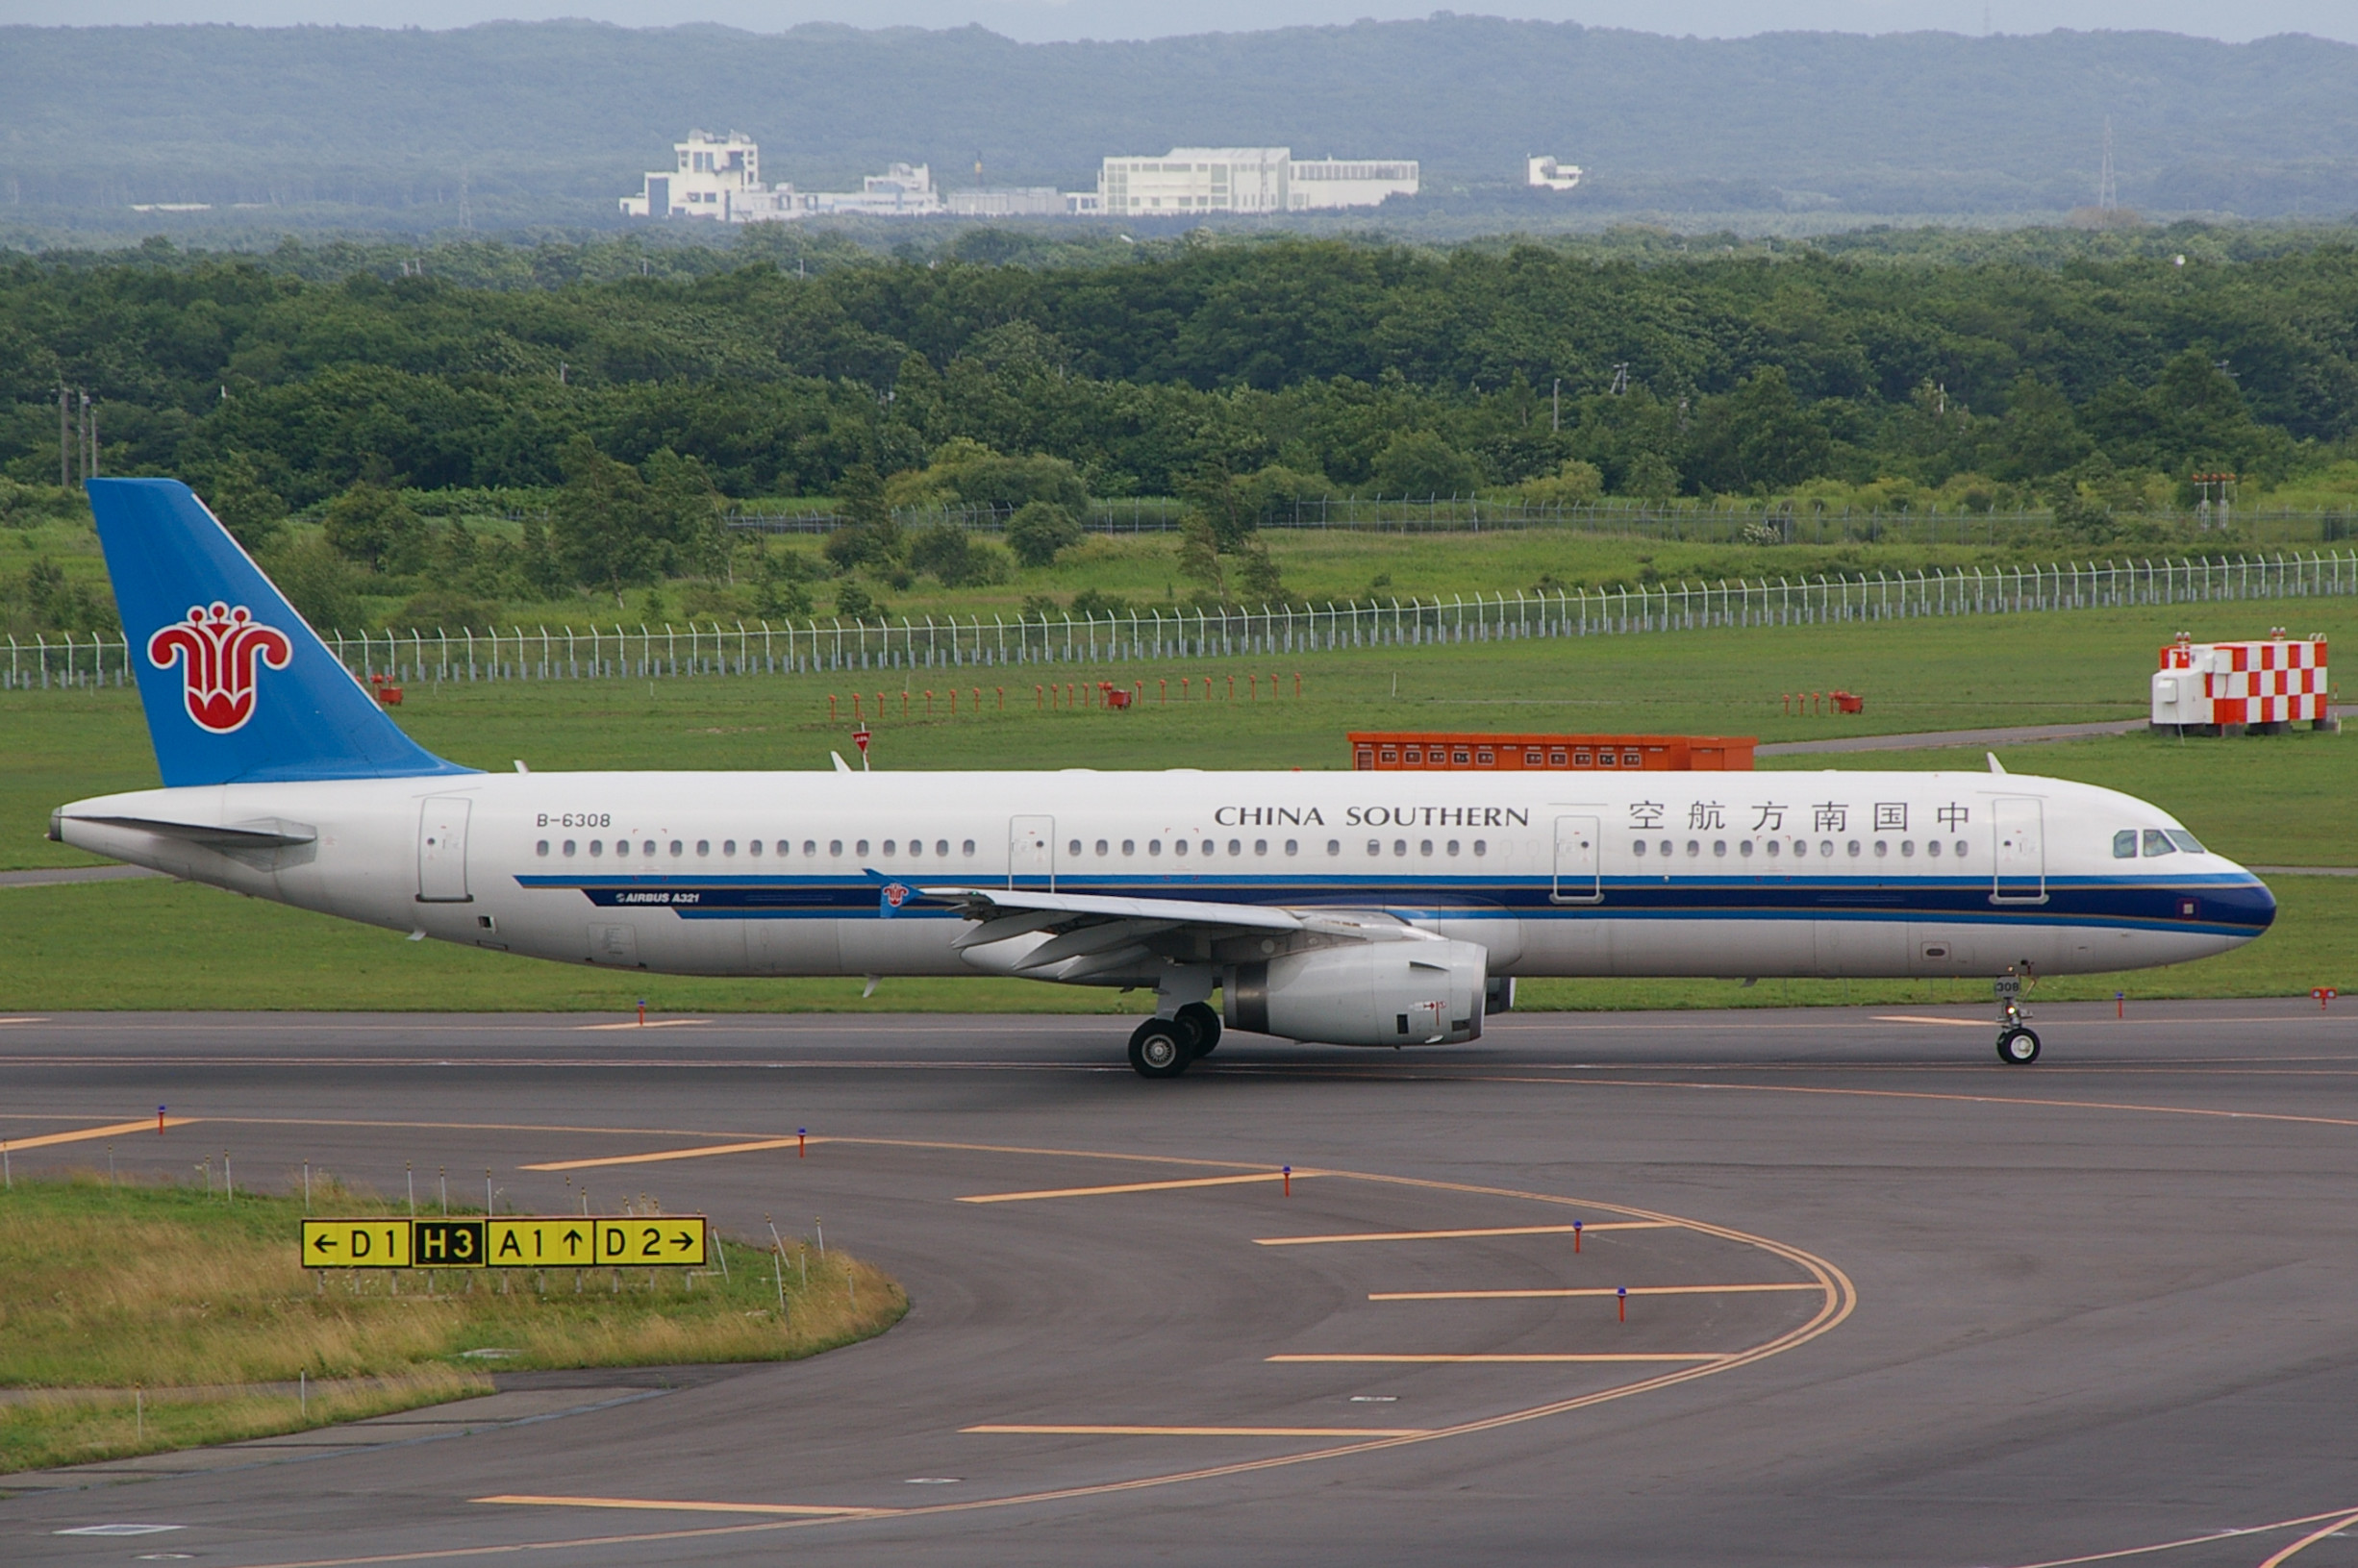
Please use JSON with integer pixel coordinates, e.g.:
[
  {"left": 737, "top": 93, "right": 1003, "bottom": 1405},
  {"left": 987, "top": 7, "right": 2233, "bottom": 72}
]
[{"left": 2, "top": 19, "right": 2355, "bottom": 228}]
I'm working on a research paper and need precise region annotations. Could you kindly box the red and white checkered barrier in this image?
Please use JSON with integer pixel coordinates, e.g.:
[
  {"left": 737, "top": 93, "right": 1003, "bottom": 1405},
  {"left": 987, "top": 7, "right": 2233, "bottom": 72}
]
[{"left": 2153, "top": 636, "right": 2331, "bottom": 726}]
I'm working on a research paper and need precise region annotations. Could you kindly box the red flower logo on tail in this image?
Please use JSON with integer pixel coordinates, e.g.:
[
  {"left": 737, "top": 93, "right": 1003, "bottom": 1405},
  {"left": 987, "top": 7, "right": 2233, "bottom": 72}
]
[{"left": 147, "top": 603, "right": 293, "bottom": 734}]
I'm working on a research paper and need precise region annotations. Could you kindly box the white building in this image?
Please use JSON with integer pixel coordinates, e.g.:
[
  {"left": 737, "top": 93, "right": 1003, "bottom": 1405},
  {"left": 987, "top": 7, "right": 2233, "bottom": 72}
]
[
  {"left": 946, "top": 186, "right": 1064, "bottom": 217},
  {"left": 1527, "top": 156, "right": 1585, "bottom": 191},
  {"left": 621, "top": 136, "right": 946, "bottom": 221},
  {"left": 1095, "top": 148, "right": 1418, "bottom": 216},
  {"left": 620, "top": 130, "right": 790, "bottom": 221},
  {"left": 790, "top": 163, "right": 944, "bottom": 218}
]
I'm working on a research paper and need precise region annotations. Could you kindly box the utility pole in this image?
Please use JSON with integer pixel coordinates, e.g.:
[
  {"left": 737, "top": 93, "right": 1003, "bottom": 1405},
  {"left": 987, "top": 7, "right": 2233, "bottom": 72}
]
[
  {"left": 59, "top": 386, "right": 69, "bottom": 486},
  {"left": 1550, "top": 378, "right": 1560, "bottom": 433},
  {"left": 459, "top": 165, "right": 472, "bottom": 230},
  {"left": 83, "top": 390, "right": 96, "bottom": 480},
  {"left": 2097, "top": 116, "right": 2118, "bottom": 212}
]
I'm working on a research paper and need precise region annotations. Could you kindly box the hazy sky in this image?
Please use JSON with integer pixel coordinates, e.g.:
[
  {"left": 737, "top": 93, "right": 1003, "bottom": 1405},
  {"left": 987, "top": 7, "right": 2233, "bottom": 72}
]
[{"left": 6, "top": 0, "right": 2352, "bottom": 44}]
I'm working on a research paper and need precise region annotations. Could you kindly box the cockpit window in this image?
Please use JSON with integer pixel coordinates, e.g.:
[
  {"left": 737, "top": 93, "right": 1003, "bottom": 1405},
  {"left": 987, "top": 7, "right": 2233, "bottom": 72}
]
[
  {"left": 2112, "top": 830, "right": 2138, "bottom": 859},
  {"left": 2165, "top": 829, "right": 2206, "bottom": 855},
  {"left": 2142, "top": 829, "right": 2177, "bottom": 857}
]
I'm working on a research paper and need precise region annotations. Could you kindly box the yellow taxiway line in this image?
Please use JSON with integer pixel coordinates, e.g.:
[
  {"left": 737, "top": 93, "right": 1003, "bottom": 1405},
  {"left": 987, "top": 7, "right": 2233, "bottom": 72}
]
[
  {"left": 963, "top": 1425, "right": 1432, "bottom": 1437},
  {"left": 1266, "top": 1353, "right": 1732, "bottom": 1364},
  {"left": 1872, "top": 1014, "right": 1989, "bottom": 1028},
  {"left": 2, "top": 1115, "right": 196, "bottom": 1151},
  {"left": 574, "top": 1019, "right": 711, "bottom": 1032},
  {"left": 476, "top": 1495, "right": 880, "bottom": 1517},
  {"left": 521, "top": 1136, "right": 816, "bottom": 1172},
  {"left": 1369, "top": 1282, "right": 1825, "bottom": 1301},
  {"left": 2258, "top": 1509, "right": 2358, "bottom": 1568},
  {"left": 1254, "top": 1221, "right": 1669, "bottom": 1247},
  {"left": 958, "top": 1171, "right": 1306, "bottom": 1204}
]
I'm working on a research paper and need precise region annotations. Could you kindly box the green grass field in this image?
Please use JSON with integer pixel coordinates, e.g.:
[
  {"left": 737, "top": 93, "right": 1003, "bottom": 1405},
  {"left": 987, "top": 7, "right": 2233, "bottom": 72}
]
[
  {"left": 0, "top": 1175, "right": 903, "bottom": 1474},
  {"left": 4, "top": 595, "right": 2348, "bottom": 1011}
]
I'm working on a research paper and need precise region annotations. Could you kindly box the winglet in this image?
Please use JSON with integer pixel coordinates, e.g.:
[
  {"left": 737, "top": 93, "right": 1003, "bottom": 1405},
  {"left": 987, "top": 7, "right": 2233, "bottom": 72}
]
[
  {"left": 1987, "top": 752, "right": 2008, "bottom": 775},
  {"left": 831, "top": 751, "right": 853, "bottom": 774}
]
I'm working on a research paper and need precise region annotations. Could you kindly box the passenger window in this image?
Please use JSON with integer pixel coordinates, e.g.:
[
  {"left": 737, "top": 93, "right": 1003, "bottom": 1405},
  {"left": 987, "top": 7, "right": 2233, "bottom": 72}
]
[
  {"left": 563, "top": 839, "right": 576, "bottom": 857},
  {"left": 1366, "top": 839, "right": 1381, "bottom": 856},
  {"left": 2143, "top": 830, "right": 2177, "bottom": 857},
  {"left": 1330, "top": 839, "right": 1342, "bottom": 855},
  {"left": 882, "top": 840, "right": 896, "bottom": 857},
  {"left": 1067, "top": 839, "right": 1082, "bottom": 857},
  {"left": 1284, "top": 839, "right": 1298, "bottom": 856},
  {"left": 1926, "top": 840, "right": 1942, "bottom": 858},
  {"left": 536, "top": 840, "right": 549, "bottom": 857},
  {"left": 1446, "top": 839, "right": 1460, "bottom": 856},
  {"left": 829, "top": 840, "right": 842, "bottom": 857},
  {"left": 589, "top": 840, "right": 603, "bottom": 857},
  {"left": 804, "top": 840, "right": 817, "bottom": 856},
  {"left": 2166, "top": 830, "right": 2206, "bottom": 854},
  {"left": 1846, "top": 840, "right": 1861, "bottom": 857},
  {"left": 937, "top": 840, "right": 949, "bottom": 857},
  {"left": 1255, "top": 839, "right": 1268, "bottom": 855},
  {"left": 642, "top": 840, "right": 656, "bottom": 857},
  {"left": 1148, "top": 839, "right": 1162, "bottom": 856},
  {"left": 1900, "top": 840, "right": 1916, "bottom": 857},
  {"left": 1392, "top": 839, "right": 1408, "bottom": 857},
  {"left": 2114, "top": 830, "right": 2138, "bottom": 859},
  {"left": 1633, "top": 839, "right": 1648, "bottom": 857},
  {"left": 1122, "top": 839, "right": 1136, "bottom": 856},
  {"left": 854, "top": 839, "right": 868, "bottom": 857},
  {"left": 1715, "top": 840, "right": 1728, "bottom": 857},
  {"left": 1472, "top": 839, "right": 1487, "bottom": 856},
  {"left": 1229, "top": 838, "right": 1242, "bottom": 856},
  {"left": 748, "top": 839, "right": 763, "bottom": 857},
  {"left": 1095, "top": 839, "right": 1109, "bottom": 857},
  {"left": 962, "top": 839, "right": 976, "bottom": 856}
]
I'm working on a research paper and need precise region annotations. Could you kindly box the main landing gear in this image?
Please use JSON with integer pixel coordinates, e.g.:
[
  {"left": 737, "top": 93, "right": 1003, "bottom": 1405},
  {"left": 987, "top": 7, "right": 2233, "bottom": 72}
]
[{"left": 1127, "top": 1004, "right": 1223, "bottom": 1079}]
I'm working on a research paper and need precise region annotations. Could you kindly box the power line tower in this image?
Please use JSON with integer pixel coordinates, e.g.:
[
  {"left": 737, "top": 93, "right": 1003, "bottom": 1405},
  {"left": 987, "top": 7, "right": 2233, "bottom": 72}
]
[{"left": 2097, "top": 117, "right": 2118, "bottom": 212}]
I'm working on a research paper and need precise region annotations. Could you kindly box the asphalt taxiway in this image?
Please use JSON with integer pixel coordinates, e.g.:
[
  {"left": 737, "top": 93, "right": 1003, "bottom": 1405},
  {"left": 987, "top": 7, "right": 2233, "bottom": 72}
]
[{"left": 3, "top": 1000, "right": 2357, "bottom": 1568}]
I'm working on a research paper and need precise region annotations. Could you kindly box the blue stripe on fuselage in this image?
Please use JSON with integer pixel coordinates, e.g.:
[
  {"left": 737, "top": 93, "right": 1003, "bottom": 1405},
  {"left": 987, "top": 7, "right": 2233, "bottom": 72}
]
[{"left": 513, "top": 871, "right": 2275, "bottom": 938}]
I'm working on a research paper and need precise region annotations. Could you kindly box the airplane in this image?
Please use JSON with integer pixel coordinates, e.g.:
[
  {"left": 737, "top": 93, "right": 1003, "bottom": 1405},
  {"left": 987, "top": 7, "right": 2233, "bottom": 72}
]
[{"left": 51, "top": 479, "right": 2275, "bottom": 1077}]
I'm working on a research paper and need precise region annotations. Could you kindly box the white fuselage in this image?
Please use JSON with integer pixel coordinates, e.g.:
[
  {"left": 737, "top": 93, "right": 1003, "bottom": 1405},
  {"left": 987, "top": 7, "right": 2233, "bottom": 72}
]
[{"left": 56, "top": 767, "right": 2273, "bottom": 986}]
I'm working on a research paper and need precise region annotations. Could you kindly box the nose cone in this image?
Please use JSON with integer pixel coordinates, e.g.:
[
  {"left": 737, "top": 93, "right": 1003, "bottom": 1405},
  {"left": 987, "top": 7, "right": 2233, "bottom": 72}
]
[{"left": 2216, "top": 866, "right": 2277, "bottom": 938}]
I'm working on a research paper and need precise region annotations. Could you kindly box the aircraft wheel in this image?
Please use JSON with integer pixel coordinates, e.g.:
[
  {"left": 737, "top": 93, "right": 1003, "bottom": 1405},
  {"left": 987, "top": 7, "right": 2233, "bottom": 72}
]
[
  {"left": 1996, "top": 1027, "right": 2042, "bottom": 1066},
  {"left": 1175, "top": 1002, "right": 1222, "bottom": 1058},
  {"left": 1129, "top": 1018, "right": 1191, "bottom": 1079}
]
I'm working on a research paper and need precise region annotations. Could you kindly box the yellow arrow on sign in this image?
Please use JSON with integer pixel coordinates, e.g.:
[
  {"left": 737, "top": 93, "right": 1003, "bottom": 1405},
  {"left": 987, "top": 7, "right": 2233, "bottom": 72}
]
[{"left": 301, "top": 1219, "right": 413, "bottom": 1269}]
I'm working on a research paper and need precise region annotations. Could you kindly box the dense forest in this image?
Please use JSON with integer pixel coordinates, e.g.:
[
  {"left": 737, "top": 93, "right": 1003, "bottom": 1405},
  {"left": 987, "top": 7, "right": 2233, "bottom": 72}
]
[
  {"left": 3, "top": 20, "right": 2356, "bottom": 228},
  {"left": 4, "top": 229, "right": 2356, "bottom": 634}
]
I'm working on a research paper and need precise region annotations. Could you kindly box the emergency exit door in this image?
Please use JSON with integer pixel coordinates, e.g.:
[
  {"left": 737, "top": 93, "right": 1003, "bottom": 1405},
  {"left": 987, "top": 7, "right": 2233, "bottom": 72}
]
[
  {"left": 416, "top": 797, "right": 472, "bottom": 903},
  {"left": 1008, "top": 815, "right": 1055, "bottom": 890}
]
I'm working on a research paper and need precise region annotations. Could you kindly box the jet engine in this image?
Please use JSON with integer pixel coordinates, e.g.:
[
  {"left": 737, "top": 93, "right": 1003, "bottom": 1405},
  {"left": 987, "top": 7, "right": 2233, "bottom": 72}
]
[{"left": 1224, "top": 940, "right": 1488, "bottom": 1046}]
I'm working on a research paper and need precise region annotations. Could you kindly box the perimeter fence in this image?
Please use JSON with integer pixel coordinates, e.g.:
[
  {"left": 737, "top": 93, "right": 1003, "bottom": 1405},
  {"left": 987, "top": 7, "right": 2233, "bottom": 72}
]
[{"left": 9, "top": 551, "right": 2354, "bottom": 690}]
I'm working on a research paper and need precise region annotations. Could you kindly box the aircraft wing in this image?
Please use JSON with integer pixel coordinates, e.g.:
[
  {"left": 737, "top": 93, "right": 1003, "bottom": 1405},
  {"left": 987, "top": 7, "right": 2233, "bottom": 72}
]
[{"left": 915, "top": 884, "right": 1434, "bottom": 983}]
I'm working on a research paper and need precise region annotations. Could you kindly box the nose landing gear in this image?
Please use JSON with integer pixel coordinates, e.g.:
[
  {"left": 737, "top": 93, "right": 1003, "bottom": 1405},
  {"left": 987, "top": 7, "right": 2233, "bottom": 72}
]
[{"left": 1993, "top": 971, "right": 2040, "bottom": 1064}]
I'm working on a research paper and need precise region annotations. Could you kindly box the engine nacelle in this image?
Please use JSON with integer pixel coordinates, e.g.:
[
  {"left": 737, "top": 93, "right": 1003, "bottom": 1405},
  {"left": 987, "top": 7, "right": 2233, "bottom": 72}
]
[{"left": 1225, "top": 940, "right": 1488, "bottom": 1047}]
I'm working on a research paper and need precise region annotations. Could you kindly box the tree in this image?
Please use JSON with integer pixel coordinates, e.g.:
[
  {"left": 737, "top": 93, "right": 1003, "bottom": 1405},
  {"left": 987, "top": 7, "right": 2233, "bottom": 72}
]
[
  {"left": 199, "top": 450, "right": 287, "bottom": 550},
  {"left": 1005, "top": 501, "right": 1082, "bottom": 567},
  {"left": 1370, "top": 431, "right": 1481, "bottom": 497},
  {"left": 1980, "top": 376, "right": 2092, "bottom": 482},
  {"left": 1681, "top": 367, "right": 1832, "bottom": 493},
  {"left": 320, "top": 481, "right": 424, "bottom": 574},
  {"left": 908, "top": 522, "right": 1009, "bottom": 586},
  {"left": 549, "top": 436, "right": 661, "bottom": 603},
  {"left": 824, "top": 463, "right": 902, "bottom": 571}
]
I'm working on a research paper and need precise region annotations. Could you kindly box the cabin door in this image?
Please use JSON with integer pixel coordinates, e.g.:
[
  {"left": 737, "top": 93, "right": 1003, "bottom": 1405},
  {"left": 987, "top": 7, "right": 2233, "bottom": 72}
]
[{"left": 1009, "top": 815, "right": 1056, "bottom": 891}]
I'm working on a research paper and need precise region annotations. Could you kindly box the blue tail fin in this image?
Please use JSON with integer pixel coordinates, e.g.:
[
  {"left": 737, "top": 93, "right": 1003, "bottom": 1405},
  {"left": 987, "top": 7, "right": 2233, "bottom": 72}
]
[{"left": 88, "top": 479, "right": 473, "bottom": 787}]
